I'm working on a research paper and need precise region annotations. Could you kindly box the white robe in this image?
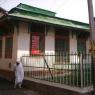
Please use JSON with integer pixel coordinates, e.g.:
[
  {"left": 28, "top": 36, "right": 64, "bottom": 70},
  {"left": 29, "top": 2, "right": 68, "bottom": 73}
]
[{"left": 14, "top": 62, "right": 24, "bottom": 83}]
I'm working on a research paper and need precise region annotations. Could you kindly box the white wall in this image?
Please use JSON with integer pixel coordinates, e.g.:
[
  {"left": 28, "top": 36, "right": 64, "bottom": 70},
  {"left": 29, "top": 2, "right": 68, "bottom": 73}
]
[
  {"left": 69, "top": 32, "right": 79, "bottom": 64},
  {"left": 86, "top": 38, "right": 90, "bottom": 53},
  {"left": 44, "top": 27, "right": 55, "bottom": 67},
  {"left": 17, "top": 22, "right": 30, "bottom": 59},
  {"left": 45, "top": 27, "right": 55, "bottom": 54},
  {"left": 69, "top": 32, "right": 91, "bottom": 64},
  {"left": 0, "top": 22, "right": 30, "bottom": 71},
  {"left": 69, "top": 32, "right": 77, "bottom": 53},
  {"left": 0, "top": 22, "right": 90, "bottom": 70},
  {"left": 0, "top": 12, "right": 5, "bottom": 18}
]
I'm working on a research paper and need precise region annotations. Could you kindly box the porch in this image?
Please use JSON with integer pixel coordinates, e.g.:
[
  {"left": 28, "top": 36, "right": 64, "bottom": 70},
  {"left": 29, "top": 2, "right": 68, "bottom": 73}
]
[{"left": 21, "top": 52, "right": 93, "bottom": 90}]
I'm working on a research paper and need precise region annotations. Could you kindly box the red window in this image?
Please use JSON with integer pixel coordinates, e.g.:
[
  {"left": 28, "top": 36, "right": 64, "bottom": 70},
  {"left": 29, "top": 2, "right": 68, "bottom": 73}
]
[
  {"left": 30, "top": 23, "right": 45, "bottom": 55},
  {"left": 30, "top": 32, "right": 44, "bottom": 55},
  {"left": 5, "top": 36, "right": 13, "bottom": 58}
]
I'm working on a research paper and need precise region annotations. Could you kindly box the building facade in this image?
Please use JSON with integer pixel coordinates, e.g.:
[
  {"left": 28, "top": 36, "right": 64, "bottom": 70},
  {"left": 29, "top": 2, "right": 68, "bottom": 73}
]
[{"left": 0, "top": 3, "right": 90, "bottom": 80}]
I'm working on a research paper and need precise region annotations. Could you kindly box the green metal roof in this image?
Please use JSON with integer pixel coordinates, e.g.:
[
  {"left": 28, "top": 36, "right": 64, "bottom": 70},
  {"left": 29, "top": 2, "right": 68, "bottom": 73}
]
[
  {"left": 10, "top": 3, "right": 56, "bottom": 17},
  {"left": 8, "top": 3, "right": 89, "bottom": 31}
]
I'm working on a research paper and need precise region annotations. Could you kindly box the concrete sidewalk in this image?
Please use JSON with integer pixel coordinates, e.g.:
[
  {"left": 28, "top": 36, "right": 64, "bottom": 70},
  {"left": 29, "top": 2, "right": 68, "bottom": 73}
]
[{"left": 0, "top": 78, "right": 43, "bottom": 95}]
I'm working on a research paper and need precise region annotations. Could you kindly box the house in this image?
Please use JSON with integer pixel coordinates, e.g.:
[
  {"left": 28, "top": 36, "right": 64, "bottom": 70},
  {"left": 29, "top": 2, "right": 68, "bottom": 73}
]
[{"left": 0, "top": 3, "right": 90, "bottom": 81}]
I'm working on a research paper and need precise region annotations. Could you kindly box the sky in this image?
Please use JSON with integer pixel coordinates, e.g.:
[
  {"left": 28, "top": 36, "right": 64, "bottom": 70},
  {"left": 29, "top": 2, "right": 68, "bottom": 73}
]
[{"left": 0, "top": 0, "right": 95, "bottom": 23}]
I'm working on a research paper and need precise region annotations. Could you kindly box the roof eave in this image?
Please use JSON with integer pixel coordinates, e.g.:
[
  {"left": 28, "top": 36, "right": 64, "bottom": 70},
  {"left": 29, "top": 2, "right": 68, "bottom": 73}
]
[{"left": 8, "top": 14, "right": 89, "bottom": 31}]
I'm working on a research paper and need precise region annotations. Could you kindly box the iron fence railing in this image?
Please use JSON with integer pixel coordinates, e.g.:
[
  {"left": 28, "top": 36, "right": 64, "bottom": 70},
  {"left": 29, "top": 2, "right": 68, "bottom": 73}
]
[{"left": 21, "top": 53, "right": 92, "bottom": 88}]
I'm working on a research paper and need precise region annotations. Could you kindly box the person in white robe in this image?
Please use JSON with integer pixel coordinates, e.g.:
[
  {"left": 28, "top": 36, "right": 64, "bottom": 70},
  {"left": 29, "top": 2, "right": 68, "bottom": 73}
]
[{"left": 13, "top": 60, "right": 24, "bottom": 88}]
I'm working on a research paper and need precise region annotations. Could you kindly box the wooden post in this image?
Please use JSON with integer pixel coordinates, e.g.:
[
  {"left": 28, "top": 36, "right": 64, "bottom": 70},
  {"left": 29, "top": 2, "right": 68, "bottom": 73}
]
[{"left": 87, "top": 0, "right": 95, "bottom": 94}]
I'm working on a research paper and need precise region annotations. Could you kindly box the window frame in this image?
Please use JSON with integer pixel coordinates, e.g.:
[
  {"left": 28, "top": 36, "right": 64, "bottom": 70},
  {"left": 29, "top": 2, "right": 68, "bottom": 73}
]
[
  {"left": 30, "top": 23, "right": 45, "bottom": 55},
  {"left": 5, "top": 35, "right": 13, "bottom": 58},
  {"left": 55, "top": 31, "right": 69, "bottom": 64},
  {"left": 30, "top": 32, "right": 45, "bottom": 55},
  {"left": 77, "top": 38, "right": 86, "bottom": 54},
  {"left": 77, "top": 38, "right": 86, "bottom": 59}
]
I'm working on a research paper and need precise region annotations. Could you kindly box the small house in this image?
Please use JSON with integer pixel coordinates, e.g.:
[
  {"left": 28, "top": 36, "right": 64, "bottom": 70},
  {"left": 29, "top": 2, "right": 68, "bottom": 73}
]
[{"left": 0, "top": 3, "right": 90, "bottom": 83}]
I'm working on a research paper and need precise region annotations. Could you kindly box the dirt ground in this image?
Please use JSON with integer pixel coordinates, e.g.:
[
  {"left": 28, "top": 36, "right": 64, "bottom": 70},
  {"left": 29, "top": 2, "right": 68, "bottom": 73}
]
[{"left": 0, "top": 78, "right": 43, "bottom": 95}]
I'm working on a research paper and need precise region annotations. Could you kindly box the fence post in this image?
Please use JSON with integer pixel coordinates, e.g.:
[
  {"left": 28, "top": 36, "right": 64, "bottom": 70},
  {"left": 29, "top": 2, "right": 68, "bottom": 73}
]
[{"left": 80, "top": 53, "right": 83, "bottom": 88}]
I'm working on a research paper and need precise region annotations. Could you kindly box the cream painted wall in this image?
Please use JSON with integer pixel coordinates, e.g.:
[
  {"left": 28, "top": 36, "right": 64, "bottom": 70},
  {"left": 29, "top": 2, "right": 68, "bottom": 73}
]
[
  {"left": 0, "top": 12, "right": 5, "bottom": 18},
  {"left": 69, "top": 32, "right": 79, "bottom": 64},
  {"left": 86, "top": 38, "right": 90, "bottom": 53},
  {"left": 69, "top": 32, "right": 77, "bottom": 53},
  {"left": 0, "top": 22, "right": 30, "bottom": 71},
  {"left": 45, "top": 27, "right": 55, "bottom": 54},
  {"left": 21, "top": 26, "right": 56, "bottom": 69},
  {"left": 12, "top": 26, "right": 18, "bottom": 60},
  {"left": 45, "top": 27, "right": 55, "bottom": 67},
  {"left": 0, "top": 21, "right": 91, "bottom": 70},
  {"left": 69, "top": 32, "right": 91, "bottom": 64},
  {"left": 83, "top": 38, "right": 91, "bottom": 64},
  {"left": 17, "top": 22, "right": 30, "bottom": 59}
]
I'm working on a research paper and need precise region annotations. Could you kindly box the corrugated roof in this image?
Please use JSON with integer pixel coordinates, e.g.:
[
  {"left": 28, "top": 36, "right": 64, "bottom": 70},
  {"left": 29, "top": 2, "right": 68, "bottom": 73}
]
[
  {"left": 9, "top": 13, "right": 89, "bottom": 30},
  {"left": 10, "top": 3, "right": 56, "bottom": 17},
  {"left": 2, "top": 3, "right": 89, "bottom": 31}
]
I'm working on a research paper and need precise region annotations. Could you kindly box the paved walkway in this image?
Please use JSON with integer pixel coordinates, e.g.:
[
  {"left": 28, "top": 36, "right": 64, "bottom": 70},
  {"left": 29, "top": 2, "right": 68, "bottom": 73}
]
[{"left": 0, "top": 78, "right": 43, "bottom": 95}]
